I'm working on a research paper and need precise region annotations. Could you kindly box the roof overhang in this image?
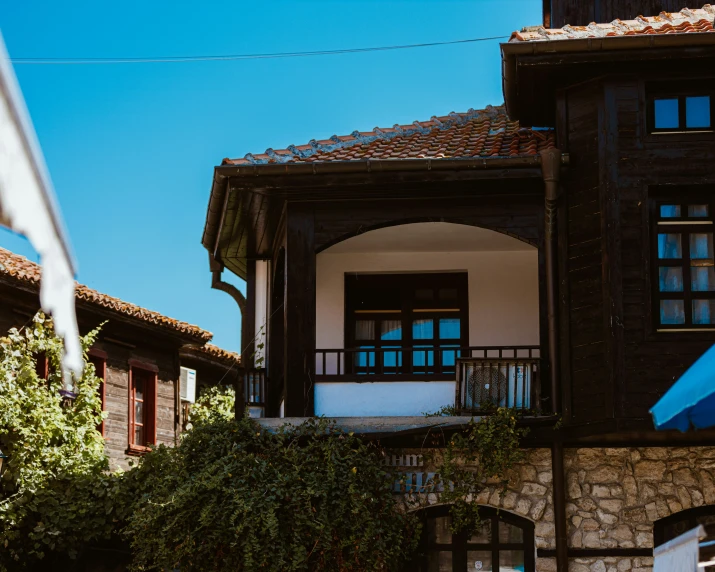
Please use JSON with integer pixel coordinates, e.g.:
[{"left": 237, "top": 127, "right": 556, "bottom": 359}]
[
  {"left": 502, "top": 33, "right": 715, "bottom": 125},
  {"left": 202, "top": 155, "right": 564, "bottom": 280}
]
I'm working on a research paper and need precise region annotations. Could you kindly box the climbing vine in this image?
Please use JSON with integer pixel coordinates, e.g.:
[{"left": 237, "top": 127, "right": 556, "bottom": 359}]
[{"left": 429, "top": 406, "right": 529, "bottom": 534}]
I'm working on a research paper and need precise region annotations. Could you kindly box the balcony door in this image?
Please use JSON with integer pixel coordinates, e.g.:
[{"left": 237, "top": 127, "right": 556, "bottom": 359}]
[{"left": 345, "top": 272, "right": 468, "bottom": 378}]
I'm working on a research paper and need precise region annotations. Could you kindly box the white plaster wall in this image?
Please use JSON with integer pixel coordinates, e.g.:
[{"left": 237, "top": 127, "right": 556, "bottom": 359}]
[
  {"left": 254, "top": 260, "right": 269, "bottom": 364},
  {"left": 314, "top": 249, "right": 539, "bottom": 417},
  {"left": 315, "top": 250, "right": 539, "bottom": 350}
]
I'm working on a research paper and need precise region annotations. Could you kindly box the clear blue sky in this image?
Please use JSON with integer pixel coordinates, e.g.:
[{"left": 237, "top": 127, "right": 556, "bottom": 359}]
[{"left": 1, "top": 0, "right": 542, "bottom": 353}]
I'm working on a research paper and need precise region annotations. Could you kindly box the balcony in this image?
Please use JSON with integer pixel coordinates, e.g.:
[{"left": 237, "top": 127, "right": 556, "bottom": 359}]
[{"left": 314, "top": 346, "right": 541, "bottom": 417}]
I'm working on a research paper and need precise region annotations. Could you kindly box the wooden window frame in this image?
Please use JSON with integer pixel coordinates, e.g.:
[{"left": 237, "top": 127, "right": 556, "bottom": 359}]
[
  {"left": 88, "top": 350, "right": 107, "bottom": 437},
  {"left": 344, "top": 272, "right": 469, "bottom": 377},
  {"left": 647, "top": 82, "right": 715, "bottom": 134},
  {"left": 650, "top": 192, "right": 715, "bottom": 332},
  {"left": 409, "top": 505, "right": 535, "bottom": 571},
  {"left": 127, "top": 361, "right": 158, "bottom": 456}
]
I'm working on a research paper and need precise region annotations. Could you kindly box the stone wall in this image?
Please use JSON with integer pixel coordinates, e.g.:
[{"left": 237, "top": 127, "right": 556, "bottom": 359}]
[{"left": 392, "top": 445, "right": 715, "bottom": 572}]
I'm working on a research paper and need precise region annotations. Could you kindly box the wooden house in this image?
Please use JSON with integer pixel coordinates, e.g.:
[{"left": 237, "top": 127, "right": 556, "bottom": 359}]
[
  {"left": 0, "top": 247, "right": 240, "bottom": 470},
  {"left": 202, "top": 2, "right": 715, "bottom": 571}
]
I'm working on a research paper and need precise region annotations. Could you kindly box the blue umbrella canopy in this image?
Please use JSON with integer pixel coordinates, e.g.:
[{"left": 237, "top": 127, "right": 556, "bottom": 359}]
[{"left": 651, "top": 345, "right": 715, "bottom": 432}]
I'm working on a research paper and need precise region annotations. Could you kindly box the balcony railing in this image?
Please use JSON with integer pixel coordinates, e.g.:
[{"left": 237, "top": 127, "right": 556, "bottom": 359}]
[
  {"left": 243, "top": 368, "right": 267, "bottom": 418},
  {"left": 314, "top": 345, "right": 540, "bottom": 390},
  {"left": 456, "top": 348, "right": 541, "bottom": 414}
]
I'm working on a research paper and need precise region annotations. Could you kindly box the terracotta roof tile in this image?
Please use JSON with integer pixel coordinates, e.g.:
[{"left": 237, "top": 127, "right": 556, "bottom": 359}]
[
  {"left": 222, "top": 105, "right": 555, "bottom": 166},
  {"left": 0, "top": 247, "right": 212, "bottom": 342},
  {"left": 510, "top": 5, "right": 715, "bottom": 42},
  {"left": 182, "top": 343, "right": 242, "bottom": 366}
]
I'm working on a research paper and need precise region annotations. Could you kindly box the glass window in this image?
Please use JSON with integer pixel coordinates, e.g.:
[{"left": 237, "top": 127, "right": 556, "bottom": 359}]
[
  {"left": 654, "top": 98, "right": 680, "bottom": 129},
  {"left": 690, "top": 233, "right": 714, "bottom": 261},
  {"left": 686, "top": 96, "right": 711, "bottom": 129},
  {"left": 414, "top": 319, "right": 434, "bottom": 340},
  {"left": 689, "top": 205, "right": 710, "bottom": 218},
  {"left": 659, "top": 267, "right": 684, "bottom": 292},
  {"left": 658, "top": 234, "right": 682, "bottom": 259},
  {"left": 130, "top": 368, "right": 155, "bottom": 449},
  {"left": 355, "top": 320, "right": 375, "bottom": 341},
  {"left": 661, "top": 205, "right": 681, "bottom": 218},
  {"left": 692, "top": 267, "right": 715, "bottom": 292},
  {"left": 660, "top": 300, "right": 685, "bottom": 325},
  {"left": 693, "top": 300, "right": 715, "bottom": 325},
  {"left": 417, "top": 506, "right": 534, "bottom": 572},
  {"left": 381, "top": 320, "right": 402, "bottom": 341},
  {"left": 439, "top": 319, "right": 461, "bottom": 340}
]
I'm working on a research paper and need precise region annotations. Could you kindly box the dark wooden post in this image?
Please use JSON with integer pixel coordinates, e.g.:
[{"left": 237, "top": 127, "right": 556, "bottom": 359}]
[
  {"left": 236, "top": 260, "right": 256, "bottom": 418},
  {"left": 284, "top": 202, "right": 316, "bottom": 417}
]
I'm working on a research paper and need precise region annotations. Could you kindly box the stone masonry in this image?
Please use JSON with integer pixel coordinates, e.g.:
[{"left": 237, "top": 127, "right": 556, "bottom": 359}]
[{"left": 391, "top": 446, "right": 715, "bottom": 572}]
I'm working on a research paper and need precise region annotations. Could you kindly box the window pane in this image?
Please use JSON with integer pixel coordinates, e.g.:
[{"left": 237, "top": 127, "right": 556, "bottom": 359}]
[
  {"left": 439, "top": 318, "right": 461, "bottom": 339},
  {"left": 438, "top": 288, "right": 458, "bottom": 301},
  {"left": 134, "top": 377, "right": 144, "bottom": 401},
  {"left": 467, "top": 551, "right": 493, "bottom": 571},
  {"left": 428, "top": 516, "right": 452, "bottom": 544},
  {"left": 381, "top": 320, "right": 402, "bottom": 341},
  {"left": 355, "top": 320, "right": 375, "bottom": 341},
  {"left": 382, "top": 347, "right": 402, "bottom": 369},
  {"left": 660, "top": 300, "right": 685, "bottom": 325},
  {"left": 499, "top": 550, "right": 525, "bottom": 571},
  {"left": 688, "top": 204, "right": 710, "bottom": 218},
  {"left": 413, "top": 346, "right": 434, "bottom": 368},
  {"left": 135, "top": 400, "right": 144, "bottom": 423},
  {"left": 659, "top": 267, "right": 684, "bottom": 292},
  {"left": 415, "top": 288, "right": 434, "bottom": 301},
  {"left": 499, "top": 521, "right": 524, "bottom": 544},
  {"left": 355, "top": 347, "right": 375, "bottom": 368},
  {"left": 690, "top": 233, "right": 714, "bottom": 261},
  {"left": 660, "top": 205, "right": 681, "bottom": 218},
  {"left": 413, "top": 319, "right": 434, "bottom": 340},
  {"left": 654, "top": 98, "right": 680, "bottom": 129},
  {"left": 686, "top": 96, "right": 711, "bottom": 129},
  {"left": 692, "top": 267, "right": 715, "bottom": 292},
  {"left": 134, "top": 425, "right": 144, "bottom": 446},
  {"left": 469, "top": 520, "right": 492, "bottom": 544},
  {"left": 658, "top": 234, "right": 682, "bottom": 259},
  {"left": 427, "top": 551, "right": 452, "bottom": 572},
  {"left": 440, "top": 346, "right": 461, "bottom": 368},
  {"left": 693, "top": 300, "right": 715, "bottom": 325}
]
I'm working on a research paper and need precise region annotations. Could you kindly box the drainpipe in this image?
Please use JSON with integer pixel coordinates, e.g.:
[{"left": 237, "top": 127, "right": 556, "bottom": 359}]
[
  {"left": 540, "top": 147, "right": 567, "bottom": 572},
  {"left": 211, "top": 263, "right": 247, "bottom": 418}
]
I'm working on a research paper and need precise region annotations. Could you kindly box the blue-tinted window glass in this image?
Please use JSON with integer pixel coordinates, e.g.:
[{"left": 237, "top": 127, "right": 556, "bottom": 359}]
[
  {"left": 660, "top": 300, "right": 685, "bottom": 325},
  {"left": 382, "top": 347, "right": 402, "bottom": 369},
  {"left": 381, "top": 320, "right": 402, "bottom": 341},
  {"left": 660, "top": 205, "right": 681, "bottom": 218},
  {"left": 355, "top": 346, "right": 375, "bottom": 368},
  {"left": 654, "top": 98, "right": 680, "bottom": 129},
  {"left": 440, "top": 346, "right": 461, "bottom": 367},
  {"left": 439, "top": 318, "right": 460, "bottom": 340},
  {"left": 413, "top": 319, "right": 434, "bottom": 340},
  {"left": 659, "top": 267, "right": 684, "bottom": 292},
  {"left": 658, "top": 234, "right": 682, "bottom": 259},
  {"left": 693, "top": 300, "right": 715, "bottom": 325},
  {"left": 686, "top": 96, "right": 711, "bottom": 129},
  {"left": 413, "top": 346, "right": 434, "bottom": 368}
]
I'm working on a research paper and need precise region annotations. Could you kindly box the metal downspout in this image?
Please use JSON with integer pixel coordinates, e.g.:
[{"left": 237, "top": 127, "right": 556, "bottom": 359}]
[{"left": 540, "top": 147, "right": 567, "bottom": 572}]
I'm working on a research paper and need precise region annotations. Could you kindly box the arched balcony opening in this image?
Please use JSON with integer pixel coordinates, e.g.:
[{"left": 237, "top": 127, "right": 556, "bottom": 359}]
[{"left": 314, "top": 222, "right": 542, "bottom": 417}]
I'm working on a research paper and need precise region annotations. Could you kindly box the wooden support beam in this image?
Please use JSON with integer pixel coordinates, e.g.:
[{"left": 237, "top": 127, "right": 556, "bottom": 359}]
[{"left": 284, "top": 202, "right": 316, "bottom": 417}]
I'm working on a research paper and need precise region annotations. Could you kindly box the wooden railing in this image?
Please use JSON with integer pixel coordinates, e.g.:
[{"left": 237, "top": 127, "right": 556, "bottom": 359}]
[
  {"left": 243, "top": 368, "right": 267, "bottom": 409},
  {"left": 456, "top": 347, "right": 541, "bottom": 414},
  {"left": 314, "top": 346, "right": 541, "bottom": 388}
]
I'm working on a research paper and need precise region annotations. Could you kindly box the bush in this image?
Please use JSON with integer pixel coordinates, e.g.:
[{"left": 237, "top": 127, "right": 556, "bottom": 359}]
[{"left": 125, "top": 415, "right": 420, "bottom": 571}]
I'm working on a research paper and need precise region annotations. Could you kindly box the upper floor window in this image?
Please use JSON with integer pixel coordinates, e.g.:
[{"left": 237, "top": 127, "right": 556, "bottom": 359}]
[
  {"left": 128, "top": 364, "right": 157, "bottom": 453},
  {"left": 649, "top": 84, "right": 713, "bottom": 133},
  {"left": 655, "top": 507, "right": 715, "bottom": 570},
  {"left": 411, "top": 505, "right": 535, "bottom": 571},
  {"left": 653, "top": 196, "right": 715, "bottom": 330},
  {"left": 344, "top": 273, "right": 468, "bottom": 377}
]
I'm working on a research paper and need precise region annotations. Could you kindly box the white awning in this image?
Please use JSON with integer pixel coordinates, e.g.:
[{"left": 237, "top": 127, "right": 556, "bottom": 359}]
[{"left": 0, "top": 31, "right": 82, "bottom": 385}]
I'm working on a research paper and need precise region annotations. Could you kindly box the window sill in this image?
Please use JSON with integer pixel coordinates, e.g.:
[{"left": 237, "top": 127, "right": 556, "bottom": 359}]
[{"left": 125, "top": 444, "right": 151, "bottom": 457}]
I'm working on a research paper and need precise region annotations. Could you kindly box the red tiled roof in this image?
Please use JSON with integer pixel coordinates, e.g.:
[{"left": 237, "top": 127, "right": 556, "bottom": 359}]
[
  {"left": 222, "top": 105, "right": 555, "bottom": 166},
  {"left": 510, "top": 5, "right": 715, "bottom": 42},
  {"left": 182, "top": 343, "right": 241, "bottom": 366},
  {"left": 0, "top": 247, "right": 212, "bottom": 342}
]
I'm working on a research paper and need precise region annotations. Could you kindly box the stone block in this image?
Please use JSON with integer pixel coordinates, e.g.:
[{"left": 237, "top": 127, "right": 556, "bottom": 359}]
[
  {"left": 633, "top": 460, "right": 666, "bottom": 480},
  {"left": 599, "top": 499, "right": 624, "bottom": 513}
]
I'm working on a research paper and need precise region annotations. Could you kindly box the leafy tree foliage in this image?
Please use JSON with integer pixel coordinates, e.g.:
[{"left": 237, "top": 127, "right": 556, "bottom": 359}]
[
  {"left": 124, "top": 415, "right": 420, "bottom": 571},
  {"left": 187, "top": 385, "right": 235, "bottom": 427},
  {"left": 0, "top": 314, "right": 125, "bottom": 569}
]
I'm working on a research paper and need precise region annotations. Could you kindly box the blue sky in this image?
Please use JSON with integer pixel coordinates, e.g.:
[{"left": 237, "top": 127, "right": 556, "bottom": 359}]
[{"left": 1, "top": 0, "right": 542, "bottom": 352}]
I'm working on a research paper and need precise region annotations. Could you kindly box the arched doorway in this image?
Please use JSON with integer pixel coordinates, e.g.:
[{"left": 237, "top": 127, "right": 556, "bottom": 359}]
[{"left": 411, "top": 505, "right": 535, "bottom": 571}]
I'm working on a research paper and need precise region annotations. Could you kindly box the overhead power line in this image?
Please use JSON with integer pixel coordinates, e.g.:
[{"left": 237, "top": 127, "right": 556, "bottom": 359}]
[{"left": 9, "top": 35, "right": 510, "bottom": 65}]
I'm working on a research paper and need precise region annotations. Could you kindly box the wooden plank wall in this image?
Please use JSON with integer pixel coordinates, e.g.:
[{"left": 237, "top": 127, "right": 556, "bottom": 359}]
[
  {"left": 550, "top": 1, "right": 689, "bottom": 28},
  {"left": 605, "top": 78, "right": 715, "bottom": 420},
  {"left": 560, "top": 81, "right": 610, "bottom": 424}
]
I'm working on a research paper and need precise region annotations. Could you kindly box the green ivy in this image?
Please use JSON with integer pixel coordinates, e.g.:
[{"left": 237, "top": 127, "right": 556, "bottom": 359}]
[
  {"left": 188, "top": 385, "right": 236, "bottom": 427},
  {"left": 124, "top": 415, "right": 420, "bottom": 571},
  {"left": 433, "top": 407, "right": 529, "bottom": 534},
  {"left": 0, "top": 314, "right": 128, "bottom": 569}
]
